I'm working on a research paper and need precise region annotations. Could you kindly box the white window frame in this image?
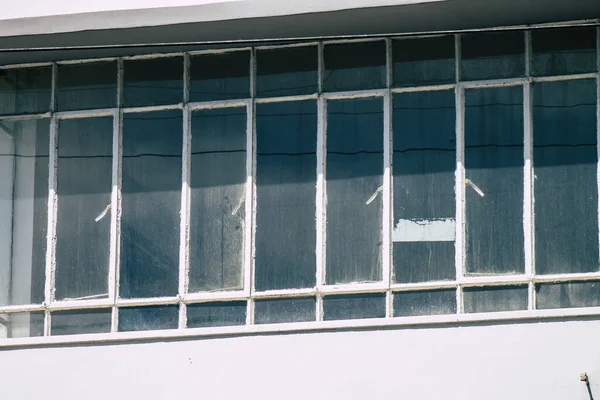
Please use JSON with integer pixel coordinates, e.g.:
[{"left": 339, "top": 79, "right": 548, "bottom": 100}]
[{"left": 0, "top": 23, "right": 598, "bottom": 347}]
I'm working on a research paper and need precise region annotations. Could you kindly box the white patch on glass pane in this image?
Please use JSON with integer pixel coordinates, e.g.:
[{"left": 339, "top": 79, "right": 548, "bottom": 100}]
[{"left": 392, "top": 218, "right": 455, "bottom": 242}]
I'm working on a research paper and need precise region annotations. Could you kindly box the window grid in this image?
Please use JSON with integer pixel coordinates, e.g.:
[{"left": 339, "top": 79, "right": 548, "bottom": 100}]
[{"left": 0, "top": 27, "right": 599, "bottom": 339}]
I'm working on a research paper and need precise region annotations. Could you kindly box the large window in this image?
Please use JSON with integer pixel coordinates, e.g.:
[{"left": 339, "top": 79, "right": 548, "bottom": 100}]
[{"left": 0, "top": 26, "right": 599, "bottom": 340}]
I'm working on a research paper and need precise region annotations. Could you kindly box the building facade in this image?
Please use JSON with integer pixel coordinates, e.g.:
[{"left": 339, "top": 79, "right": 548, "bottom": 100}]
[{"left": 1, "top": 1, "right": 600, "bottom": 399}]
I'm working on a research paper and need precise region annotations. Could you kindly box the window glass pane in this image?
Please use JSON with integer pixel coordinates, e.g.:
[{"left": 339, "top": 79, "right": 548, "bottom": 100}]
[
  {"left": 0, "top": 312, "right": 44, "bottom": 338},
  {"left": 255, "top": 101, "right": 316, "bottom": 290},
  {"left": 254, "top": 297, "right": 315, "bottom": 324},
  {"left": 257, "top": 46, "right": 318, "bottom": 97},
  {"left": 323, "top": 293, "right": 386, "bottom": 321},
  {"left": 537, "top": 281, "right": 600, "bottom": 309},
  {"left": 326, "top": 97, "right": 383, "bottom": 284},
  {"left": 55, "top": 117, "right": 112, "bottom": 301},
  {"left": 461, "top": 31, "right": 525, "bottom": 80},
  {"left": 187, "top": 301, "right": 246, "bottom": 328},
  {"left": 324, "top": 41, "right": 386, "bottom": 92},
  {"left": 532, "top": 27, "right": 597, "bottom": 76},
  {"left": 124, "top": 57, "right": 183, "bottom": 107},
  {"left": 465, "top": 86, "right": 524, "bottom": 274},
  {"left": 393, "top": 90, "right": 455, "bottom": 283},
  {"left": 533, "top": 79, "right": 598, "bottom": 274},
  {"left": 190, "top": 51, "right": 250, "bottom": 102},
  {"left": 189, "top": 108, "right": 246, "bottom": 292},
  {"left": 0, "top": 67, "right": 52, "bottom": 116},
  {"left": 120, "top": 111, "right": 182, "bottom": 298},
  {"left": 57, "top": 62, "right": 117, "bottom": 111},
  {"left": 393, "top": 36, "right": 455, "bottom": 87},
  {"left": 118, "top": 305, "right": 179, "bottom": 332},
  {"left": 0, "top": 119, "right": 48, "bottom": 307},
  {"left": 394, "top": 290, "right": 456, "bottom": 317},
  {"left": 463, "top": 286, "right": 528, "bottom": 313},
  {"left": 51, "top": 309, "right": 111, "bottom": 336}
]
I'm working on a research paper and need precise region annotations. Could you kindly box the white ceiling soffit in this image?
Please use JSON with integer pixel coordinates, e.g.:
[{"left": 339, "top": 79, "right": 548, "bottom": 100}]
[{"left": 0, "top": 0, "right": 445, "bottom": 37}]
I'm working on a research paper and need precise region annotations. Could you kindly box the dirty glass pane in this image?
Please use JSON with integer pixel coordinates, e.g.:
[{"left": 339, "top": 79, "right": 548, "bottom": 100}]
[
  {"left": 465, "top": 86, "right": 524, "bottom": 274},
  {"left": 57, "top": 62, "right": 117, "bottom": 111},
  {"left": 254, "top": 297, "right": 315, "bottom": 324},
  {"left": 190, "top": 51, "right": 250, "bottom": 102},
  {"left": 463, "top": 286, "right": 528, "bottom": 313},
  {"left": 120, "top": 111, "right": 182, "bottom": 298},
  {"left": 533, "top": 80, "right": 598, "bottom": 274},
  {"left": 532, "top": 27, "right": 597, "bottom": 76},
  {"left": 55, "top": 117, "right": 112, "bottom": 301},
  {"left": 187, "top": 301, "right": 246, "bottom": 328},
  {"left": 189, "top": 108, "right": 246, "bottom": 292},
  {"left": 257, "top": 45, "right": 318, "bottom": 97},
  {"left": 0, "top": 67, "right": 52, "bottom": 116},
  {"left": 461, "top": 31, "right": 525, "bottom": 80},
  {"left": 324, "top": 41, "right": 386, "bottom": 92},
  {"left": 537, "top": 281, "right": 600, "bottom": 309},
  {"left": 255, "top": 101, "right": 316, "bottom": 290},
  {"left": 393, "top": 36, "right": 455, "bottom": 87},
  {"left": 0, "top": 119, "right": 48, "bottom": 307},
  {"left": 323, "top": 293, "right": 386, "bottom": 321},
  {"left": 124, "top": 57, "right": 183, "bottom": 107},
  {"left": 0, "top": 312, "right": 44, "bottom": 338},
  {"left": 326, "top": 97, "right": 383, "bottom": 284},
  {"left": 393, "top": 90, "right": 455, "bottom": 283},
  {"left": 118, "top": 305, "right": 179, "bottom": 332},
  {"left": 51, "top": 309, "right": 111, "bottom": 336},
  {"left": 394, "top": 289, "right": 456, "bottom": 317}
]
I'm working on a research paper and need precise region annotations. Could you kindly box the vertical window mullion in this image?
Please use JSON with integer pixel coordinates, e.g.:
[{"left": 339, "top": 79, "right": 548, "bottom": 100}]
[
  {"left": 316, "top": 41, "right": 326, "bottom": 321},
  {"left": 316, "top": 96, "right": 326, "bottom": 321},
  {"left": 454, "top": 34, "right": 465, "bottom": 314},
  {"left": 597, "top": 26, "right": 600, "bottom": 279},
  {"left": 178, "top": 53, "right": 191, "bottom": 329},
  {"left": 524, "top": 31, "right": 535, "bottom": 310},
  {"left": 111, "top": 58, "right": 124, "bottom": 333},
  {"left": 44, "top": 63, "right": 58, "bottom": 336},
  {"left": 384, "top": 38, "right": 393, "bottom": 318},
  {"left": 247, "top": 48, "right": 256, "bottom": 325}
]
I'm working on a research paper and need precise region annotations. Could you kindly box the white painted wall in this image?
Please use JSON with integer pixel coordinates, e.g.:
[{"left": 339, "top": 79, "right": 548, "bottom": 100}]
[{"left": 0, "top": 319, "right": 598, "bottom": 399}]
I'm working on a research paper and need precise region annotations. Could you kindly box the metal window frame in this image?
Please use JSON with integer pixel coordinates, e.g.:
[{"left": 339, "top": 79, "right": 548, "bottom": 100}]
[{"left": 0, "top": 25, "right": 599, "bottom": 346}]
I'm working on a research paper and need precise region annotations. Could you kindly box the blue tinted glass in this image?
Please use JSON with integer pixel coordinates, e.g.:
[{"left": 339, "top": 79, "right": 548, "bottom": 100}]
[
  {"left": 393, "top": 36, "right": 455, "bottom": 86},
  {"left": 461, "top": 31, "right": 525, "bottom": 80},
  {"left": 187, "top": 301, "right": 246, "bottom": 328},
  {"left": 190, "top": 51, "right": 250, "bottom": 102},
  {"left": 0, "top": 67, "right": 52, "bottom": 115},
  {"left": 124, "top": 57, "right": 183, "bottom": 107},
  {"left": 532, "top": 27, "right": 597, "bottom": 76},
  {"left": 57, "top": 62, "right": 117, "bottom": 110},
  {"left": 254, "top": 297, "right": 315, "bottom": 324},
  {"left": 323, "top": 293, "right": 386, "bottom": 321},
  {"left": 257, "top": 46, "right": 318, "bottom": 97},
  {"left": 324, "top": 41, "right": 386, "bottom": 92},
  {"left": 119, "top": 305, "right": 179, "bottom": 332},
  {"left": 463, "top": 286, "right": 528, "bottom": 313},
  {"left": 394, "top": 290, "right": 456, "bottom": 317}
]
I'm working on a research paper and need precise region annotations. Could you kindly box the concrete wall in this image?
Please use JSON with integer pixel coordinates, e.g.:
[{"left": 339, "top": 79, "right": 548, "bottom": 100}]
[{"left": 1, "top": 318, "right": 599, "bottom": 399}]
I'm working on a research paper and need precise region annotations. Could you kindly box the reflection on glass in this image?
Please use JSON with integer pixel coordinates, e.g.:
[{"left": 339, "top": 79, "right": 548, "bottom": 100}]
[
  {"left": 324, "top": 41, "right": 386, "bottom": 92},
  {"left": 0, "top": 312, "right": 44, "bottom": 338},
  {"left": 463, "top": 286, "right": 528, "bottom": 313},
  {"left": 323, "top": 293, "right": 385, "bottom": 321},
  {"left": 393, "top": 90, "right": 455, "bottom": 283},
  {"left": 0, "top": 120, "right": 48, "bottom": 307},
  {"left": 189, "top": 108, "right": 246, "bottom": 292},
  {"left": 55, "top": 117, "right": 112, "bottom": 301},
  {"left": 326, "top": 97, "right": 383, "bottom": 284},
  {"left": 533, "top": 80, "right": 598, "bottom": 274},
  {"left": 254, "top": 297, "right": 315, "bottom": 324},
  {"left": 393, "top": 290, "right": 456, "bottom": 317},
  {"left": 0, "top": 67, "right": 52, "bottom": 116},
  {"left": 393, "top": 36, "right": 455, "bottom": 87},
  {"left": 531, "top": 27, "right": 597, "bottom": 76},
  {"left": 187, "top": 301, "right": 246, "bottom": 328},
  {"left": 120, "top": 111, "right": 182, "bottom": 298},
  {"left": 51, "top": 309, "right": 111, "bottom": 336},
  {"left": 461, "top": 31, "right": 525, "bottom": 80},
  {"left": 118, "top": 305, "right": 179, "bottom": 332},
  {"left": 57, "top": 62, "right": 117, "bottom": 111},
  {"left": 465, "top": 86, "right": 524, "bottom": 274},
  {"left": 255, "top": 101, "right": 316, "bottom": 290},
  {"left": 190, "top": 51, "right": 250, "bottom": 102},
  {"left": 124, "top": 57, "right": 183, "bottom": 107},
  {"left": 537, "top": 281, "right": 600, "bottom": 309},
  {"left": 257, "top": 46, "right": 318, "bottom": 97}
]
